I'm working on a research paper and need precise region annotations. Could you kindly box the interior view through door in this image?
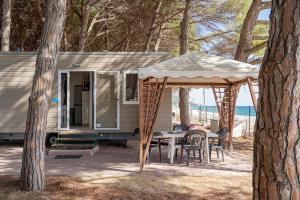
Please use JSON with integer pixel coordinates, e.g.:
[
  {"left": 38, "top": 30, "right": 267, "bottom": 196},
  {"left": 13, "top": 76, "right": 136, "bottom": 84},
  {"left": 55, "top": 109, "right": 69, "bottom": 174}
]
[
  {"left": 59, "top": 71, "right": 94, "bottom": 130},
  {"left": 59, "top": 71, "right": 119, "bottom": 131},
  {"left": 69, "top": 72, "right": 93, "bottom": 130}
]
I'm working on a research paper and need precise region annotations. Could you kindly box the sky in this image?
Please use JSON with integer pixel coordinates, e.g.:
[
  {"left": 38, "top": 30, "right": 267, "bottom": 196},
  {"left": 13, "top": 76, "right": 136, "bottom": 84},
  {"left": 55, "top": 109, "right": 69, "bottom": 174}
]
[{"left": 189, "top": 8, "right": 270, "bottom": 107}]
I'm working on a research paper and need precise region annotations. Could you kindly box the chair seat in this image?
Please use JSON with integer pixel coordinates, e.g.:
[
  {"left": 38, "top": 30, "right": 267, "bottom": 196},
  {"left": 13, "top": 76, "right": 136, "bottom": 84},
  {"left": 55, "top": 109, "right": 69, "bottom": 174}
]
[{"left": 183, "top": 144, "right": 201, "bottom": 150}]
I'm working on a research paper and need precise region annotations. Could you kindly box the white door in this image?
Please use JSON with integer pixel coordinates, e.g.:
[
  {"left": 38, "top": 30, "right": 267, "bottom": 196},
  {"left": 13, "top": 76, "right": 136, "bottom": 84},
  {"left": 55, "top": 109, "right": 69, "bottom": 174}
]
[
  {"left": 94, "top": 71, "right": 120, "bottom": 130},
  {"left": 58, "top": 71, "right": 70, "bottom": 130}
]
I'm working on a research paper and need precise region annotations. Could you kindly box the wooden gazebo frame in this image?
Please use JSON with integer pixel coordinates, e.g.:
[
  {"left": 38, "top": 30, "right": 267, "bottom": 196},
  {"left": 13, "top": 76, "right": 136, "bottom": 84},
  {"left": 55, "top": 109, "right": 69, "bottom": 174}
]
[
  {"left": 137, "top": 52, "right": 259, "bottom": 172},
  {"left": 138, "top": 77, "right": 258, "bottom": 171}
]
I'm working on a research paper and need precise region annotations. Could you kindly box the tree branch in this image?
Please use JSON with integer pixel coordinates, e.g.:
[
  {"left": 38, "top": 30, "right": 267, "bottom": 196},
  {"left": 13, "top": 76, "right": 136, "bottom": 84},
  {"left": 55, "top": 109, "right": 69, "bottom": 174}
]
[
  {"left": 249, "top": 57, "right": 263, "bottom": 65},
  {"left": 193, "top": 30, "right": 232, "bottom": 42},
  {"left": 246, "top": 41, "right": 268, "bottom": 54},
  {"left": 256, "top": 20, "right": 269, "bottom": 26},
  {"left": 252, "top": 35, "right": 268, "bottom": 40}
]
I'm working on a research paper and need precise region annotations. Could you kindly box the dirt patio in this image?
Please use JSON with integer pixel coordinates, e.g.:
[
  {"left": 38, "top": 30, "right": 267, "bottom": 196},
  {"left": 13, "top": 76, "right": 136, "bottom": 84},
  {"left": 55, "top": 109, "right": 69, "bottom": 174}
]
[{"left": 0, "top": 138, "right": 253, "bottom": 199}]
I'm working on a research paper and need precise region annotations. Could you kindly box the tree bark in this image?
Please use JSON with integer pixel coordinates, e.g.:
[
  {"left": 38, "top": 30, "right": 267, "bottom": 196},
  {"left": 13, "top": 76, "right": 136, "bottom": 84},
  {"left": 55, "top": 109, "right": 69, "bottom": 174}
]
[
  {"left": 20, "top": 0, "right": 67, "bottom": 192},
  {"left": 144, "top": 0, "right": 162, "bottom": 52},
  {"left": 253, "top": 0, "right": 300, "bottom": 199},
  {"left": 1, "top": 0, "right": 11, "bottom": 51},
  {"left": 78, "top": 0, "right": 91, "bottom": 51},
  {"left": 178, "top": 0, "right": 192, "bottom": 126},
  {"left": 234, "top": 0, "right": 261, "bottom": 62}
]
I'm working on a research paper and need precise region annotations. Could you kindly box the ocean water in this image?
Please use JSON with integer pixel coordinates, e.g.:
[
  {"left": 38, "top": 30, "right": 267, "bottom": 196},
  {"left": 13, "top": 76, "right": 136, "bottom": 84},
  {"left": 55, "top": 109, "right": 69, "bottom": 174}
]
[{"left": 191, "top": 106, "right": 256, "bottom": 117}]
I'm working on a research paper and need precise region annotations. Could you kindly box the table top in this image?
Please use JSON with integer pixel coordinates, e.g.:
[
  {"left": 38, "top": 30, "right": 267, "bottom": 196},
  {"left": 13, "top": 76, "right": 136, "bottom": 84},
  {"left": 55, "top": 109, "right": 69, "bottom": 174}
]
[
  {"left": 153, "top": 131, "right": 186, "bottom": 138},
  {"left": 153, "top": 131, "right": 219, "bottom": 139},
  {"left": 207, "top": 132, "right": 219, "bottom": 138}
]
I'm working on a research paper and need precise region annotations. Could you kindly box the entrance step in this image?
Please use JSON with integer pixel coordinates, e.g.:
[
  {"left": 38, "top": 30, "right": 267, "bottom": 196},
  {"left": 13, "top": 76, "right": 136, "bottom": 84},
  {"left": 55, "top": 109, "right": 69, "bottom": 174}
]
[
  {"left": 51, "top": 143, "right": 95, "bottom": 149},
  {"left": 47, "top": 145, "right": 99, "bottom": 156},
  {"left": 55, "top": 137, "right": 97, "bottom": 142},
  {"left": 58, "top": 132, "right": 97, "bottom": 138},
  {"left": 47, "top": 132, "right": 99, "bottom": 157}
]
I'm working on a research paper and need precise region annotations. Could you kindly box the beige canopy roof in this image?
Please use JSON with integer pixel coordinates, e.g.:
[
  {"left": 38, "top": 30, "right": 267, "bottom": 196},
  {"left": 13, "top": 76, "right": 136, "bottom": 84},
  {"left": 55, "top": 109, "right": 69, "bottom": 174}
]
[{"left": 138, "top": 51, "right": 259, "bottom": 86}]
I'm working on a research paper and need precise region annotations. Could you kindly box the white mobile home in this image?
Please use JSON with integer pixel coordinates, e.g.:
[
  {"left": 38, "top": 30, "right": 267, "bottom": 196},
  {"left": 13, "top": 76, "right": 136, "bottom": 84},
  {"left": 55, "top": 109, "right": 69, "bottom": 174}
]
[{"left": 0, "top": 52, "right": 172, "bottom": 144}]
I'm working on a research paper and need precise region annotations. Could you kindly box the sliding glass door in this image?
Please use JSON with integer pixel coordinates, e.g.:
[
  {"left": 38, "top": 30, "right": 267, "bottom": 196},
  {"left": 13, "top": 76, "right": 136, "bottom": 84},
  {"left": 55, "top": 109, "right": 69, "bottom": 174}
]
[
  {"left": 94, "top": 71, "right": 120, "bottom": 130},
  {"left": 58, "top": 71, "right": 70, "bottom": 130}
]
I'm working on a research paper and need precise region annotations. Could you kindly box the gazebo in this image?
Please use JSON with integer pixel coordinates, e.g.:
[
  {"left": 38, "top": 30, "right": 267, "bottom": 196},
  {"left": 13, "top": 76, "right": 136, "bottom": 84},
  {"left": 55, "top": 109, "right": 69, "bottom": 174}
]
[{"left": 137, "top": 51, "right": 259, "bottom": 171}]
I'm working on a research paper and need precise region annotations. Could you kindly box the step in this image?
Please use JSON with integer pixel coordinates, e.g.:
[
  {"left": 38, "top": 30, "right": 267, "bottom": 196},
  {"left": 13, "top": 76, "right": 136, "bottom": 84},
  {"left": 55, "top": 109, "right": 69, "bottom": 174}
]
[
  {"left": 58, "top": 131, "right": 97, "bottom": 136},
  {"left": 47, "top": 145, "right": 99, "bottom": 156},
  {"left": 55, "top": 137, "right": 97, "bottom": 142},
  {"left": 58, "top": 133, "right": 98, "bottom": 138},
  {"left": 51, "top": 143, "right": 95, "bottom": 150}
]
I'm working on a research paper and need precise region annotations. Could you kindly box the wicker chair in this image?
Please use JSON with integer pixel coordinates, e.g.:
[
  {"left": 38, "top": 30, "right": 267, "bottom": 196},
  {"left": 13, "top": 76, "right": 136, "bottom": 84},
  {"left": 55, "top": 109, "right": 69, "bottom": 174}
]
[
  {"left": 180, "top": 130, "right": 206, "bottom": 166},
  {"left": 209, "top": 128, "right": 228, "bottom": 162}
]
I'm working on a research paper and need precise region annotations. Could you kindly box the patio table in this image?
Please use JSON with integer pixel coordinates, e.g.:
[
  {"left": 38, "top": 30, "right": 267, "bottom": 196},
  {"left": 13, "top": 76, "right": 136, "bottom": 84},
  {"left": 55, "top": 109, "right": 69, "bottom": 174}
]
[{"left": 153, "top": 131, "right": 219, "bottom": 164}]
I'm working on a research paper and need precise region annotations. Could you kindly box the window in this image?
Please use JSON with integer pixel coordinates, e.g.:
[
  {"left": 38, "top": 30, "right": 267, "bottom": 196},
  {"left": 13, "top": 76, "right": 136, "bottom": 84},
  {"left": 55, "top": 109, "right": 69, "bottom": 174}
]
[{"left": 123, "top": 71, "right": 138, "bottom": 104}]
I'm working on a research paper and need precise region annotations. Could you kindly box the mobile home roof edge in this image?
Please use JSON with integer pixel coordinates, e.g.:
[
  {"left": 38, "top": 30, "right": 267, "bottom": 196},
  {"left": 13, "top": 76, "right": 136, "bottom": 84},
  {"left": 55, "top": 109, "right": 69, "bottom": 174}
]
[{"left": 0, "top": 51, "right": 170, "bottom": 56}]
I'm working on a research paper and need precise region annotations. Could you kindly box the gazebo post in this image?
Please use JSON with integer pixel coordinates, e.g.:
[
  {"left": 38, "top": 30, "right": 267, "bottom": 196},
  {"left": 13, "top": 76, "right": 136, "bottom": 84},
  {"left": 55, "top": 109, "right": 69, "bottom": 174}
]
[
  {"left": 247, "top": 77, "right": 258, "bottom": 112},
  {"left": 212, "top": 87, "right": 225, "bottom": 127},
  {"left": 212, "top": 84, "right": 239, "bottom": 151},
  {"left": 138, "top": 79, "right": 145, "bottom": 172}
]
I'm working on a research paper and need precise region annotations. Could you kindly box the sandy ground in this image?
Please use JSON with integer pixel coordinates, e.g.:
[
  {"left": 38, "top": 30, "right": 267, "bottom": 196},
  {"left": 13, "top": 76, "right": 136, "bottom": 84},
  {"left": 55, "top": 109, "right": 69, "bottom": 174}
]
[
  {"left": 0, "top": 175, "right": 252, "bottom": 200},
  {"left": 0, "top": 138, "right": 253, "bottom": 200}
]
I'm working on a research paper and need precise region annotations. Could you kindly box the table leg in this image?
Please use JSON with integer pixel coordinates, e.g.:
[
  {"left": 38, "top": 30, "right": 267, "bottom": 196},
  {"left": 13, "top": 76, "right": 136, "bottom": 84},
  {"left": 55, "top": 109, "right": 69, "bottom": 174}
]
[
  {"left": 205, "top": 136, "right": 210, "bottom": 164},
  {"left": 169, "top": 137, "right": 175, "bottom": 164}
]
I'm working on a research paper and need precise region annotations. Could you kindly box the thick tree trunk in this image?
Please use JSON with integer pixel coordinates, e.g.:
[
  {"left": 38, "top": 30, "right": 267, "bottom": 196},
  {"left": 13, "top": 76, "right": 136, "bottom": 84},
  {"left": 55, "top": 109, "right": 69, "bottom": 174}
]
[
  {"left": 234, "top": 0, "right": 261, "bottom": 62},
  {"left": 253, "top": 0, "right": 300, "bottom": 199},
  {"left": 144, "top": 0, "right": 162, "bottom": 51},
  {"left": 1, "top": 0, "right": 11, "bottom": 51},
  {"left": 178, "top": 0, "right": 192, "bottom": 126},
  {"left": 20, "top": 0, "right": 67, "bottom": 192},
  {"left": 78, "top": 1, "right": 91, "bottom": 51}
]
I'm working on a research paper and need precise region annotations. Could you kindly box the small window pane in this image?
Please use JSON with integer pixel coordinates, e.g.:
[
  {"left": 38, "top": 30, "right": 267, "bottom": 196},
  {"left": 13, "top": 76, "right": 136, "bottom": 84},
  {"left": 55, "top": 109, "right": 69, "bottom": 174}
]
[{"left": 125, "top": 73, "right": 138, "bottom": 102}]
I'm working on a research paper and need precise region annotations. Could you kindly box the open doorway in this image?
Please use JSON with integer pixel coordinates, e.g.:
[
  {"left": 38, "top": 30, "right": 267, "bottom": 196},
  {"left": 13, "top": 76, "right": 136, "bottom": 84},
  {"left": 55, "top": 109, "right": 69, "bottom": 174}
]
[
  {"left": 69, "top": 72, "right": 93, "bottom": 130},
  {"left": 58, "top": 70, "right": 119, "bottom": 131}
]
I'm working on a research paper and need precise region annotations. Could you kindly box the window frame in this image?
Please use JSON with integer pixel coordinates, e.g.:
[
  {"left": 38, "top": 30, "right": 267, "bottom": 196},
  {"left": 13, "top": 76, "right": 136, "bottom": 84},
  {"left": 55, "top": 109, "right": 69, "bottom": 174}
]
[{"left": 122, "top": 70, "right": 139, "bottom": 104}]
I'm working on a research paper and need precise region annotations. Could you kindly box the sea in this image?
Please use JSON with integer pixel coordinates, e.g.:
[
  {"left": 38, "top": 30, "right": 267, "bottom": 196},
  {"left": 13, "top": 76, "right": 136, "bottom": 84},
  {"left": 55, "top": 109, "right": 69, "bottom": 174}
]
[{"left": 191, "top": 106, "right": 256, "bottom": 117}]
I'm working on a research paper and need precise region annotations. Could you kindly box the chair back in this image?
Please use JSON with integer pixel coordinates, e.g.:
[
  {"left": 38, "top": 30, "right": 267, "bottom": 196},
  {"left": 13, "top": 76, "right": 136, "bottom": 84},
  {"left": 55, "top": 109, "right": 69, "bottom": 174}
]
[
  {"left": 183, "top": 130, "right": 206, "bottom": 147},
  {"left": 216, "top": 127, "right": 228, "bottom": 146},
  {"left": 174, "top": 124, "right": 190, "bottom": 132}
]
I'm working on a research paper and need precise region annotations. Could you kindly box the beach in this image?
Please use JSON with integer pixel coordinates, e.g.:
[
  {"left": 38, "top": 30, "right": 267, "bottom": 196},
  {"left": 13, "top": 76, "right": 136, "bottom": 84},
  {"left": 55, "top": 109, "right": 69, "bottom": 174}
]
[{"left": 172, "top": 107, "right": 256, "bottom": 136}]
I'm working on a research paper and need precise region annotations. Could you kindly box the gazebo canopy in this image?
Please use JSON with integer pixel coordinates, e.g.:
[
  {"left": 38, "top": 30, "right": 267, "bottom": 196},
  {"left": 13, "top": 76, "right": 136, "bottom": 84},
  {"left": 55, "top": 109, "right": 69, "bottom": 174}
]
[{"left": 138, "top": 51, "right": 259, "bottom": 86}]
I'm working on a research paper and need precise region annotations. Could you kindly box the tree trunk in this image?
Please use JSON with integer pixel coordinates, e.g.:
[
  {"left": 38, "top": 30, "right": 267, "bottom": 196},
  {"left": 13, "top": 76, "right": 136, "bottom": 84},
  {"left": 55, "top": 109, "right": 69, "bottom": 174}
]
[
  {"left": 178, "top": 0, "right": 192, "bottom": 126},
  {"left": 234, "top": 0, "right": 261, "bottom": 62},
  {"left": 104, "top": 6, "right": 109, "bottom": 50},
  {"left": 154, "top": 22, "right": 165, "bottom": 52},
  {"left": 20, "top": 0, "right": 67, "bottom": 192},
  {"left": 78, "top": 0, "right": 91, "bottom": 51},
  {"left": 1, "top": 0, "right": 11, "bottom": 51},
  {"left": 253, "top": 0, "right": 300, "bottom": 199},
  {"left": 179, "top": 88, "right": 190, "bottom": 126},
  {"left": 144, "top": 0, "right": 162, "bottom": 51}
]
